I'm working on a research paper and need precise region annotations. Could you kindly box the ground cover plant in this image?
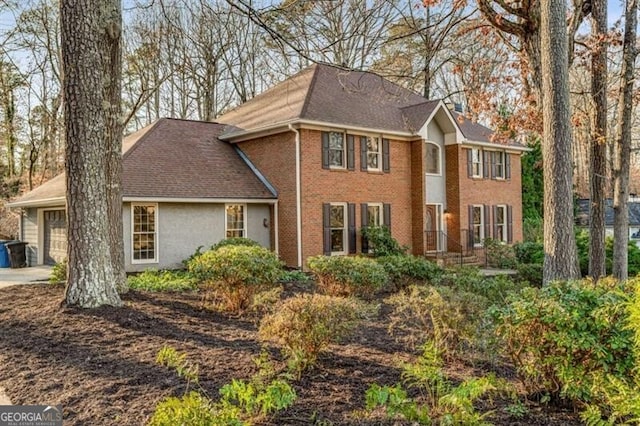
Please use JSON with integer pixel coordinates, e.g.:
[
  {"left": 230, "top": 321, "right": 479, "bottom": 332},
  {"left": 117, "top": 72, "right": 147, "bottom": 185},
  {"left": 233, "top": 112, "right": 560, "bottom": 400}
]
[{"left": 127, "top": 269, "right": 197, "bottom": 292}]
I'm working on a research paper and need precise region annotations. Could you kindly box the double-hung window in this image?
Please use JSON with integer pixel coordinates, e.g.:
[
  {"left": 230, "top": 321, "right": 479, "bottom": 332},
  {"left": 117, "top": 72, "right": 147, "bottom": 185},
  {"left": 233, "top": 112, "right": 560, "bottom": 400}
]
[
  {"left": 132, "top": 204, "right": 157, "bottom": 263},
  {"left": 425, "top": 142, "right": 441, "bottom": 175},
  {"left": 329, "top": 203, "right": 347, "bottom": 254},
  {"left": 226, "top": 204, "right": 246, "bottom": 238},
  {"left": 494, "top": 205, "right": 507, "bottom": 242},
  {"left": 471, "top": 148, "right": 482, "bottom": 177},
  {"left": 366, "top": 136, "right": 382, "bottom": 171},
  {"left": 472, "top": 205, "right": 484, "bottom": 247},
  {"left": 367, "top": 203, "right": 383, "bottom": 227},
  {"left": 493, "top": 151, "right": 505, "bottom": 179},
  {"left": 328, "top": 132, "right": 346, "bottom": 168}
]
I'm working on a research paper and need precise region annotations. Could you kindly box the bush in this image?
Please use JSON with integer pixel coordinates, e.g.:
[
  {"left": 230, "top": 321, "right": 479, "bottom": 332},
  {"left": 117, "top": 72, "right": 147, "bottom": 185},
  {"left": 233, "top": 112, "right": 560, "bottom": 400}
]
[
  {"left": 386, "top": 285, "right": 494, "bottom": 358},
  {"left": 151, "top": 347, "right": 296, "bottom": 426},
  {"left": 516, "top": 263, "right": 543, "bottom": 287},
  {"left": 492, "top": 278, "right": 635, "bottom": 404},
  {"left": 128, "top": 269, "right": 197, "bottom": 292},
  {"left": 49, "top": 259, "right": 67, "bottom": 285},
  {"left": 188, "top": 245, "right": 283, "bottom": 312},
  {"left": 365, "top": 340, "right": 503, "bottom": 425},
  {"left": 513, "top": 241, "right": 544, "bottom": 264},
  {"left": 484, "top": 238, "right": 517, "bottom": 269},
  {"left": 211, "top": 237, "right": 260, "bottom": 251},
  {"left": 278, "top": 269, "right": 312, "bottom": 284},
  {"left": 361, "top": 226, "right": 406, "bottom": 257},
  {"left": 436, "top": 267, "right": 524, "bottom": 307},
  {"left": 575, "top": 230, "right": 640, "bottom": 277},
  {"left": 259, "top": 294, "right": 375, "bottom": 375},
  {"left": 307, "top": 255, "right": 388, "bottom": 297},
  {"left": 376, "top": 255, "right": 442, "bottom": 289}
]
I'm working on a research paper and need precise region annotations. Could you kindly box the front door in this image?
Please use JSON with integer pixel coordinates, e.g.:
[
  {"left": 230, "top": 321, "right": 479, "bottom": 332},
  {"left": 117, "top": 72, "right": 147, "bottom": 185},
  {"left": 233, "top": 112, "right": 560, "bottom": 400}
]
[{"left": 425, "top": 205, "right": 439, "bottom": 252}]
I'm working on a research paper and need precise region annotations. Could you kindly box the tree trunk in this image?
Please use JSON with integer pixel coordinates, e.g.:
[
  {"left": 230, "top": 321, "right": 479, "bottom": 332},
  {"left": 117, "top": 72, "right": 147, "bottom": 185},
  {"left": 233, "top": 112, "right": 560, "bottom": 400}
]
[
  {"left": 588, "top": 0, "right": 608, "bottom": 280},
  {"left": 612, "top": 0, "right": 638, "bottom": 280},
  {"left": 540, "top": 0, "right": 580, "bottom": 283},
  {"left": 61, "top": 0, "right": 122, "bottom": 308}
]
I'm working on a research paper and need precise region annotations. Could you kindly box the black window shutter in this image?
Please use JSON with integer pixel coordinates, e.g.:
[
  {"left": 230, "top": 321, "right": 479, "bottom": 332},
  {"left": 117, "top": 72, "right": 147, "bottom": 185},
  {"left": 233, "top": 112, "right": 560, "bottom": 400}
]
[
  {"left": 383, "top": 203, "right": 391, "bottom": 231},
  {"left": 483, "top": 150, "right": 490, "bottom": 179},
  {"left": 507, "top": 205, "right": 513, "bottom": 243},
  {"left": 360, "top": 137, "right": 368, "bottom": 171},
  {"left": 484, "top": 205, "right": 491, "bottom": 242},
  {"left": 468, "top": 205, "right": 474, "bottom": 248},
  {"left": 323, "top": 203, "right": 331, "bottom": 255},
  {"left": 348, "top": 203, "right": 356, "bottom": 254},
  {"left": 382, "top": 138, "right": 390, "bottom": 173},
  {"left": 347, "top": 135, "right": 355, "bottom": 170},
  {"left": 467, "top": 149, "right": 473, "bottom": 177},
  {"left": 505, "top": 153, "right": 511, "bottom": 180},
  {"left": 361, "top": 203, "right": 369, "bottom": 253},
  {"left": 322, "top": 132, "right": 330, "bottom": 169},
  {"left": 493, "top": 205, "right": 498, "bottom": 239}
]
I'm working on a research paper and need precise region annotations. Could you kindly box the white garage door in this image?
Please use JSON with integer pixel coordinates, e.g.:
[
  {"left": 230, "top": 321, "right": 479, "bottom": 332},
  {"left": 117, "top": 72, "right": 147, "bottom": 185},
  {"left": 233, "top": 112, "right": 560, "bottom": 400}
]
[{"left": 43, "top": 210, "right": 67, "bottom": 265}]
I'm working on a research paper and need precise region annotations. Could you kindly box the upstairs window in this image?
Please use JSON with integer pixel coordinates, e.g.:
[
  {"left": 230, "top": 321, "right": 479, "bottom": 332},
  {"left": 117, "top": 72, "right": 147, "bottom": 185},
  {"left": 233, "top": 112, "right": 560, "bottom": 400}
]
[
  {"left": 493, "top": 151, "right": 505, "bottom": 179},
  {"left": 366, "top": 137, "right": 382, "bottom": 171},
  {"left": 471, "top": 148, "right": 482, "bottom": 177},
  {"left": 226, "top": 204, "right": 246, "bottom": 238},
  {"left": 328, "top": 132, "right": 346, "bottom": 168},
  {"left": 425, "top": 142, "right": 441, "bottom": 175}
]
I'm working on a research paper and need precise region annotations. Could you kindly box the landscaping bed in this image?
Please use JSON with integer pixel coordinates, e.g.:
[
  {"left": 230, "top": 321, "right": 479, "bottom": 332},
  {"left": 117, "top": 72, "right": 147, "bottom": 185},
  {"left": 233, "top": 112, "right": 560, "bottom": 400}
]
[{"left": 0, "top": 284, "right": 582, "bottom": 425}]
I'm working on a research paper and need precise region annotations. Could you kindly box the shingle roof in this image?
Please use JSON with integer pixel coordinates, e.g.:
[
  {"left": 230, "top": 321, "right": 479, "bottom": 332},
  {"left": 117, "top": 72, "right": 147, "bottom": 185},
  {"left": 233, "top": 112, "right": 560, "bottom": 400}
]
[
  {"left": 575, "top": 199, "right": 640, "bottom": 226},
  {"left": 9, "top": 118, "right": 276, "bottom": 207}
]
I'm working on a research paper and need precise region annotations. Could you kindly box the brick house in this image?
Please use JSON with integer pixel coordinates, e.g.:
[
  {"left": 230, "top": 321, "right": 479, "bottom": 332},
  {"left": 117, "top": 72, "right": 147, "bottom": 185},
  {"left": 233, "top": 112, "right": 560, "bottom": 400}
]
[
  {"left": 217, "top": 64, "right": 526, "bottom": 267},
  {"left": 9, "top": 64, "right": 526, "bottom": 270}
]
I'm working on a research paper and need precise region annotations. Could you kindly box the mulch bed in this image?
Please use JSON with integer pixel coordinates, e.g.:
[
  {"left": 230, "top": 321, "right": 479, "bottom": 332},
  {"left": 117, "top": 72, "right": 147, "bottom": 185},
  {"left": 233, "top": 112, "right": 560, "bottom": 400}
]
[{"left": 0, "top": 284, "right": 582, "bottom": 425}]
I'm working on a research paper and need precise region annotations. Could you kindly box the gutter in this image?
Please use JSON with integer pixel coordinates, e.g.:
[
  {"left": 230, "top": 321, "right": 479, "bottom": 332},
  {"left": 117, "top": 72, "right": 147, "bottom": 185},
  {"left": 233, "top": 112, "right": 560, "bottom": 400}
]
[{"left": 289, "top": 123, "right": 303, "bottom": 269}]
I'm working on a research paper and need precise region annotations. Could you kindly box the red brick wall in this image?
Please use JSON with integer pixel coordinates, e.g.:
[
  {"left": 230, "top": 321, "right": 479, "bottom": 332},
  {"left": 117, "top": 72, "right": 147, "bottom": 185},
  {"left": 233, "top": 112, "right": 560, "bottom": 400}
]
[
  {"left": 299, "top": 129, "right": 415, "bottom": 265},
  {"left": 236, "top": 132, "right": 298, "bottom": 266},
  {"left": 454, "top": 145, "right": 524, "bottom": 243},
  {"left": 411, "top": 140, "right": 426, "bottom": 255}
]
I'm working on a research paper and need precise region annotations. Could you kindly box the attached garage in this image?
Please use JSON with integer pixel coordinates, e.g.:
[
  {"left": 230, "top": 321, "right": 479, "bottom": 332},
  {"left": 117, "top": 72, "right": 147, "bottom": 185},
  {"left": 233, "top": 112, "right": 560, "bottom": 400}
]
[{"left": 42, "top": 209, "right": 67, "bottom": 265}]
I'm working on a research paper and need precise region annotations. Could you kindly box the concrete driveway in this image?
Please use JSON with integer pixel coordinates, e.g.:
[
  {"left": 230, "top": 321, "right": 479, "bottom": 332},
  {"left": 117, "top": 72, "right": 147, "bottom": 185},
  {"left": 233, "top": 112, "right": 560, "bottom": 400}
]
[{"left": 0, "top": 265, "right": 52, "bottom": 289}]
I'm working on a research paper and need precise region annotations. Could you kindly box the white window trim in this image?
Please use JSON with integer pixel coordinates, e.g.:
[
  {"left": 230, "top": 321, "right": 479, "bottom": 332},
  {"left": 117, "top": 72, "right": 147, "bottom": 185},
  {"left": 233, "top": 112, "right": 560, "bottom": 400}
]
[
  {"left": 471, "top": 148, "right": 483, "bottom": 178},
  {"left": 425, "top": 141, "right": 442, "bottom": 176},
  {"left": 472, "top": 204, "right": 484, "bottom": 248},
  {"left": 495, "top": 204, "right": 508, "bottom": 242},
  {"left": 225, "top": 203, "right": 248, "bottom": 239},
  {"left": 131, "top": 203, "right": 159, "bottom": 264},
  {"left": 329, "top": 131, "right": 347, "bottom": 170},
  {"left": 366, "top": 135, "right": 383, "bottom": 172},
  {"left": 330, "top": 202, "right": 348, "bottom": 255}
]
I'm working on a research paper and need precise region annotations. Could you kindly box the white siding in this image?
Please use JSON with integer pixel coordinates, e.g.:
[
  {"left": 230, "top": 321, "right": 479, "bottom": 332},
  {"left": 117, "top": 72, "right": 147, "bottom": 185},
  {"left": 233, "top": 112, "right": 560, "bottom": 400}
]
[{"left": 22, "top": 208, "right": 38, "bottom": 266}]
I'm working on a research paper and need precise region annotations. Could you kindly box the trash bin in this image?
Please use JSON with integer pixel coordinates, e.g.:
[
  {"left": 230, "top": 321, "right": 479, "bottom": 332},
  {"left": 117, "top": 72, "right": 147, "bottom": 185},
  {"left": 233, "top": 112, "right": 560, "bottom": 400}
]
[
  {"left": 0, "top": 240, "right": 10, "bottom": 268},
  {"left": 5, "top": 241, "right": 27, "bottom": 268}
]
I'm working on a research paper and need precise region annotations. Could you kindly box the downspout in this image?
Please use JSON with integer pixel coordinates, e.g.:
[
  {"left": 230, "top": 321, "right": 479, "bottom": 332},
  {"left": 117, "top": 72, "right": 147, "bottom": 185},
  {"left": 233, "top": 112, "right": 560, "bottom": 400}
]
[{"left": 289, "top": 124, "right": 303, "bottom": 268}]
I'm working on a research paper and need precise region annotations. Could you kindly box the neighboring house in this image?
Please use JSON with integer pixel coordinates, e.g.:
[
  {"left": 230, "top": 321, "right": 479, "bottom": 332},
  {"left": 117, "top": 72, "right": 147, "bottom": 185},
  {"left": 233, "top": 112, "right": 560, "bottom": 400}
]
[
  {"left": 9, "top": 64, "right": 527, "bottom": 270},
  {"left": 575, "top": 198, "right": 640, "bottom": 247}
]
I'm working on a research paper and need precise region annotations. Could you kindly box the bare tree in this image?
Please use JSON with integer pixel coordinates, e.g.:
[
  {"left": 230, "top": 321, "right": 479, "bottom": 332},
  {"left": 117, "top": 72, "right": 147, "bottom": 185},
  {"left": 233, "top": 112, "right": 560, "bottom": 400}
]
[
  {"left": 612, "top": 0, "right": 638, "bottom": 280},
  {"left": 540, "top": 0, "right": 580, "bottom": 281},
  {"left": 61, "top": 0, "right": 123, "bottom": 307}
]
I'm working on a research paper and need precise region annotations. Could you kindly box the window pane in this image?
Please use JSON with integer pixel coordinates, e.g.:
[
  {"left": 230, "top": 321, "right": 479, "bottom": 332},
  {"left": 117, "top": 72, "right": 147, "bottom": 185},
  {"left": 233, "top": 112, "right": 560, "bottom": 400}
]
[
  {"left": 330, "top": 205, "right": 344, "bottom": 227},
  {"left": 473, "top": 207, "right": 482, "bottom": 225},
  {"left": 331, "top": 229, "right": 344, "bottom": 252},
  {"left": 496, "top": 207, "right": 505, "bottom": 224},
  {"left": 367, "top": 137, "right": 379, "bottom": 152},
  {"left": 426, "top": 144, "right": 440, "bottom": 174},
  {"left": 329, "top": 149, "right": 344, "bottom": 167},
  {"left": 368, "top": 206, "right": 381, "bottom": 227},
  {"left": 329, "top": 132, "right": 343, "bottom": 149},
  {"left": 367, "top": 153, "right": 379, "bottom": 168}
]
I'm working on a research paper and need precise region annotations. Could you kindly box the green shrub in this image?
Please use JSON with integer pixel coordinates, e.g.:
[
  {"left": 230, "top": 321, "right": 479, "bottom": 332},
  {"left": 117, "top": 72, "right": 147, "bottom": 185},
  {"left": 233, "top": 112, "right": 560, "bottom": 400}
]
[
  {"left": 575, "top": 230, "right": 640, "bottom": 277},
  {"left": 366, "top": 340, "right": 503, "bottom": 425},
  {"left": 188, "top": 245, "right": 283, "bottom": 312},
  {"left": 151, "top": 347, "right": 296, "bottom": 426},
  {"left": 376, "top": 255, "right": 442, "bottom": 289},
  {"left": 492, "top": 278, "right": 635, "bottom": 404},
  {"left": 49, "top": 259, "right": 67, "bottom": 285},
  {"left": 259, "top": 294, "right": 376, "bottom": 375},
  {"left": 516, "top": 263, "right": 543, "bottom": 287},
  {"left": 278, "top": 269, "right": 311, "bottom": 284},
  {"left": 211, "top": 237, "right": 260, "bottom": 251},
  {"left": 436, "top": 266, "right": 524, "bottom": 307},
  {"left": 361, "top": 226, "right": 406, "bottom": 257},
  {"left": 307, "top": 255, "right": 388, "bottom": 297},
  {"left": 484, "top": 238, "right": 518, "bottom": 269},
  {"left": 523, "top": 217, "right": 543, "bottom": 243},
  {"left": 128, "top": 269, "right": 197, "bottom": 292},
  {"left": 386, "top": 285, "right": 493, "bottom": 358},
  {"left": 513, "top": 241, "right": 544, "bottom": 264}
]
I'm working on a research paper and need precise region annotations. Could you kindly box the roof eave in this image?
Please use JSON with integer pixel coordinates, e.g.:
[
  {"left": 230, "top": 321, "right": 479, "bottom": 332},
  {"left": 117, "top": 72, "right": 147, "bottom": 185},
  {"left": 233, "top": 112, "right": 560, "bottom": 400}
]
[
  {"left": 460, "top": 139, "right": 531, "bottom": 152},
  {"left": 6, "top": 197, "right": 66, "bottom": 209}
]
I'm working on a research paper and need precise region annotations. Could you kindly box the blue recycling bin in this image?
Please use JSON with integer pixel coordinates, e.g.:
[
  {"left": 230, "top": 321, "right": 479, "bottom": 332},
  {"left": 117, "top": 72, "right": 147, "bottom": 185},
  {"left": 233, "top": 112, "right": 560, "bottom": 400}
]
[{"left": 0, "top": 240, "right": 10, "bottom": 268}]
